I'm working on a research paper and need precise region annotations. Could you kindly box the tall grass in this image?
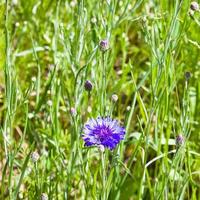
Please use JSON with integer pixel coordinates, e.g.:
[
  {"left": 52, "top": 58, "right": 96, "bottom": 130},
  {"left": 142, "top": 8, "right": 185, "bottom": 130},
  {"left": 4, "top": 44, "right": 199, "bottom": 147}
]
[{"left": 0, "top": 0, "right": 200, "bottom": 199}]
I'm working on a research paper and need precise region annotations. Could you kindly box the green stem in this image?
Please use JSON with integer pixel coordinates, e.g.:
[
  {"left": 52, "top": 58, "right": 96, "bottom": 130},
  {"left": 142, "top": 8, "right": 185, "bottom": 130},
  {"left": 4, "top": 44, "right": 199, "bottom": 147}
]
[
  {"left": 101, "top": 151, "right": 106, "bottom": 200},
  {"left": 101, "top": 52, "right": 106, "bottom": 115}
]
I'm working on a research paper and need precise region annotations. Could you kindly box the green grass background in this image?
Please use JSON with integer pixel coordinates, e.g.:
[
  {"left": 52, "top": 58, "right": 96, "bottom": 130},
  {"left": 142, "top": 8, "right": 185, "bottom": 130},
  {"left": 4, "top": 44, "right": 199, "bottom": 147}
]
[{"left": 0, "top": 0, "right": 200, "bottom": 199}]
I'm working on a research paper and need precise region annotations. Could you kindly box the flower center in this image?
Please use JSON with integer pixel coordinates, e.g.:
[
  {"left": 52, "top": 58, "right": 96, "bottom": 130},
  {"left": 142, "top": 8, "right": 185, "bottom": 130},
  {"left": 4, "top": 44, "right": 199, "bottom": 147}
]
[
  {"left": 97, "top": 126, "right": 112, "bottom": 142},
  {"left": 100, "top": 128, "right": 109, "bottom": 136}
]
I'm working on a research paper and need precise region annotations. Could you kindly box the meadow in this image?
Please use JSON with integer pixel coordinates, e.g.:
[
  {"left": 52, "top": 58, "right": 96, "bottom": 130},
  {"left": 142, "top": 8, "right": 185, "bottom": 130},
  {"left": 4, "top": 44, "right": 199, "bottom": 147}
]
[{"left": 0, "top": 0, "right": 200, "bottom": 199}]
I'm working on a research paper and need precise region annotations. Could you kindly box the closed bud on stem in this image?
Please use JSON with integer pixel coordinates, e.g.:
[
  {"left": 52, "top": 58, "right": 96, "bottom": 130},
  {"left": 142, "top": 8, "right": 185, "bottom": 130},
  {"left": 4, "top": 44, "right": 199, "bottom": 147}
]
[
  {"left": 190, "top": 2, "right": 199, "bottom": 11},
  {"left": 176, "top": 134, "right": 184, "bottom": 147},
  {"left": 84, "top": 80, "right": 93, "bottom": 91},
  {"left": 31, "top": 151, "right": 40, "bottom": 163},
  {"left": 98, "top": 145, "right": 105, "bottom": 153},
  {"left": 99, "top": 39, "right": 109, "bottom": 51},
  {"left": 41, "top": 193, "right": 48, "bottom": 200},
  {"left": 111, "top": 94, "right": 118, "bottom": 102},
  {"left": 185, "top": 71, "right": 191, "bottom": 80},
  {"left": 70, "top": 107, "right": 76, "bottom": 116}
]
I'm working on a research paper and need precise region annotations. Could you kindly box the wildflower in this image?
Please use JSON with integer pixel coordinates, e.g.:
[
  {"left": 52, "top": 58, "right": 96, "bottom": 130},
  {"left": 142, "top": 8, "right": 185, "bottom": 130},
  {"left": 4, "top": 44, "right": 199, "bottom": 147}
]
[
  {"left": 84, "top": 80, "right": 93, "bottom": 91},
  {"left": 31, "top": 151, "right": 40, "bottom": 163},
  {"left": 176, "top": 134, "right": 184, "bottom": 146},
  {"left": 111, "top": 94, "right": 118, "bottom": 102},
  {"left": 190, "top": 1, "right": 199, "bottom": 11},
  {"left": 99, "top": 39, "right": 109, "bottom": 51},
  {"left": 41, "top": 193, "right": 48, "bottom": 200},
  {"left": 82, "top": 117, "right": 125, "bottom": 150}
]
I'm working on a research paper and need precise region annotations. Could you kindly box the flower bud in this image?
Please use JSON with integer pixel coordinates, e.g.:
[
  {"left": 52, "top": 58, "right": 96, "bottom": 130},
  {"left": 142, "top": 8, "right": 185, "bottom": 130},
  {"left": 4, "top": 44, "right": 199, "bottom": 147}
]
[
  {"left": 47, "top": 100, "right": 53, "bottom": 106},
  {"left": 28, "top": 113, "right": 34, "bottom": 119},
  {"left": 185, "top": 71, "right": 191, "bottom": 80},
  {"left": 111, "top": 94, "right": 118, "bottom": 102},
  {"left": 99, "top": 39, "right": 109, "bottom": 51},
  {"left": 98, "top": 145, "right": 105, "bottom": 153},
  {"left": 84, "top": 80, "right": 93, "bottom": 91},
  {"left": 31, "top": 151, "right": 40, "bottom": 163},
  {"left": 126, "top": 106, "right": 131, "bottom": 111},
  {"left": 70, "top": 107, "right": 76, "bottom": 116},
  {"left": 41, "top": 193, "right": 48, "bottom": 200},
  {"left": 190, "top": 2, "right": 199, "bottom": 11},
  {"left": 176, "top": 134, "right": 184, "bottom": 146},
  {"left": 31, "top": 76, "right": 36, "bottom": 82}
]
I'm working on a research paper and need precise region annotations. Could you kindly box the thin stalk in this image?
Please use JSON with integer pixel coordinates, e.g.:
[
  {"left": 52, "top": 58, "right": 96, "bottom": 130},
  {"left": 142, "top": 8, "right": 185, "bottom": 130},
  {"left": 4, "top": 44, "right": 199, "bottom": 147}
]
[
  {"left": 4, "top": 0, "right": 10, "bottom": 159},
  {"left": 101, "top": 151, "right": 106, "bottom": 200},
  {"left": 101, "top": 52, "right": 106, "bottom": 115}
]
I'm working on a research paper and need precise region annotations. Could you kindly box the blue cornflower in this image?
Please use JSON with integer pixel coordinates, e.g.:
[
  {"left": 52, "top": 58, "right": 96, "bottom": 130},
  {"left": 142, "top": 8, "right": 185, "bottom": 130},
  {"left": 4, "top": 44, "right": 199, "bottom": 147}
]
[{"left": 82, "top": 117, "right": 125, "bottom": 150}]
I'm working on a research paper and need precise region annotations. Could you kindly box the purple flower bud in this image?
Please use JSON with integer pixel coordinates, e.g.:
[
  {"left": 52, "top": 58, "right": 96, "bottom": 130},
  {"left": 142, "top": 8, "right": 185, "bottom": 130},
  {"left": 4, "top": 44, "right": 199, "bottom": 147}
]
[
  {"left": 84, "top": 80, "right": 93, "bottom": 91},
  {"left": 190, "top": 2, "right": 199, "bottom": 11},
  {"left": 70, "top": 107, "right": 76, "bottom": 116},
  {"left": 176, "top": 134, "right": 184, "bottom": 146},
  {"left": 99, "top": 39, "right": 109, "bottom": 51}
]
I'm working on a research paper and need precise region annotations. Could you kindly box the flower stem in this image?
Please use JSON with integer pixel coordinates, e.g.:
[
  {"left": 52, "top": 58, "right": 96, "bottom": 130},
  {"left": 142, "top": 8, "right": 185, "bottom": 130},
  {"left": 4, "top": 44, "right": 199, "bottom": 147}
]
[
  {"left": 101, "top": 52, "right": 106, "bottom": 115},
  {"left": 101, "top": 151, "right": 106, "bottom": 200}
]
